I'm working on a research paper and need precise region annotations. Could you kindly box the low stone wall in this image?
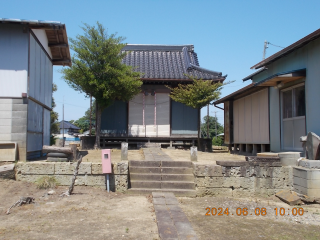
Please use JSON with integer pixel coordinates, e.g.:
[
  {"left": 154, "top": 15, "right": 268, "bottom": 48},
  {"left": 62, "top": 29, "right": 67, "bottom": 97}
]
[
  {"left": 15, "top": 161, "right": 129, "bottom": 192},
  {"left": 193, "top": 162, "right": 293, "bottom": 197}
]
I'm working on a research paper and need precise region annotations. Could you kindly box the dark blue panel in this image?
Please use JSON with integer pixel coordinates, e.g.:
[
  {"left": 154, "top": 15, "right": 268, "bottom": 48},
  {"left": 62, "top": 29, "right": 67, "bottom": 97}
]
[
  {"left": 101, "top": 100, "right": 127, "bottom": 136},
  {"left": 171, "top": 101, "right": 198, "bottom": 134}
]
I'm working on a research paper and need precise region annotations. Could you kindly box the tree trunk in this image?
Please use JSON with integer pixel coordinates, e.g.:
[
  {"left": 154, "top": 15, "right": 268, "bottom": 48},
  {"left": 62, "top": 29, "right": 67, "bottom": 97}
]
[
  {"left": 42, "top": 145, "right": 73, "bottom": 154},
  {"left": 60, "top": 156, "right": 82, "bottom": 197},
  {"left": 94, "top": 102, "right": 102, "bottom": 149},
  {"left": 198, "top": 107, "right": 201, "bottom": 150},
  {"left": 89, "top": 94, "right": 92, "bottom": 136}
]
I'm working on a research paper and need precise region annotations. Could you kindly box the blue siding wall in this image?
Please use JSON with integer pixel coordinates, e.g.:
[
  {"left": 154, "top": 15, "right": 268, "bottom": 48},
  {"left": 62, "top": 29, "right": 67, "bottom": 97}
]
[
  {"left": 101, "top": 100, "right": 127, "bottom": 136},
  {"left": 171, "top": 101, "right": 198, "bottom": 135}
]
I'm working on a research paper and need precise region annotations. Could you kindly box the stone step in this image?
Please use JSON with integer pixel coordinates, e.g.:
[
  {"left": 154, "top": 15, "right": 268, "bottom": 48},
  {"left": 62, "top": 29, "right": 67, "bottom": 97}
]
[
  {"left": 131, "top": 180, "right": 195, "bottom": 190},
  {"left": 161, "top": 167, "right": 193, "bottom": 174},
  {"left": 130, "top": 173, "right": 162, "bottom": 181},
  {"left": 162, "top": 174, "right": 194, "bottom": 182},
  {"left": 131, "top": 180, "right": 161, "bottom": 189},
  {"left": 130, "top": 173, "right": 194, "bottom": 182},
  {"left": 127, "top": 188, "right": 197, "bottom": 197},
  {"left": 129, "top": 161, "right": 161, "bottom": 167},
  {"left": 161, "top": 161, "right": 192, "bottom": 168},
  {"left": 129, "top": 167, "right": 161, "bottom": 174},
  {"left": 161, "top": 181, "right": 195, "bottom": 190}
]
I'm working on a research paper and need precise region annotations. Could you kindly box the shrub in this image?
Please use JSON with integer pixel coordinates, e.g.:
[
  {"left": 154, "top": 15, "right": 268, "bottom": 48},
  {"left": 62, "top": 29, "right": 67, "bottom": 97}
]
[{"left": 35, "top": 176, "right": 59, "bottom": 189}]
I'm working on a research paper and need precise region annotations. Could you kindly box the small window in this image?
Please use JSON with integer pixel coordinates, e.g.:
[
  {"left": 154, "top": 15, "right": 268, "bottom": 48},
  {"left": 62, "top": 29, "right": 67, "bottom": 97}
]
[
  {"left": 294, "top": 85, "right": 305, "bottom": 117},
  {"left": 282, "top": 90, "right": 292, "bottom": 119}
]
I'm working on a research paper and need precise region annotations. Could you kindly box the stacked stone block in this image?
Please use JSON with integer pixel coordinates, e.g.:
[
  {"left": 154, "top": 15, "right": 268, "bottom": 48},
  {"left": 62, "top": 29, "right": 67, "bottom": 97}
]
[
  {"left": 193, "top": 161, "right": 293, "bottom": 197},
  {"left": 15, "top": 161, "right": 129, "bottom": 192},
  {"left": 293, "top": 166, "right": 320, "bottom": 198}
]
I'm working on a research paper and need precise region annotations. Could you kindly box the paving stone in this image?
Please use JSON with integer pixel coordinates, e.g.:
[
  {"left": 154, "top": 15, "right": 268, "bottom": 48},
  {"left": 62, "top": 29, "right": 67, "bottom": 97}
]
[
  {"left": 152, "top": 192, "right": 165, "bottom": 198},
  {"left": 275, "top": 190, "right": 303, "bottom": 205},
  {"left": 153, "top": 197, "right": 166, "bottom": 205},
  {"left": 157, "top": 222, "right": 178, "bottom": 240},
  {"left": 165, "top": 197, "right": 179, "bottom": 205},
  {"left": 175, "top": 221, "right": 198, "bottom": 238}
]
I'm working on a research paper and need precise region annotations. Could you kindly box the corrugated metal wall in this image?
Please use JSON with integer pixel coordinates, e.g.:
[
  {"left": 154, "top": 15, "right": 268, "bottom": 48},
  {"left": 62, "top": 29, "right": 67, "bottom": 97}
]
[
  {"left": 171, "top": 101, "right": 198, "bottom": 135},
  {"left": 233, "top": 89, "right": 269, "bottom": 144},
  {"left": 0, "top": 24, "right": 28, "bottom": 97},
  {"left": 29, "top": 34, "right": 53, "bottom": 108},
  {"left": 101, "top": 100, "right": 127, "bottom": 136},
  {"left": 27, "top": 100, "right": 43, "bottom": 152}
]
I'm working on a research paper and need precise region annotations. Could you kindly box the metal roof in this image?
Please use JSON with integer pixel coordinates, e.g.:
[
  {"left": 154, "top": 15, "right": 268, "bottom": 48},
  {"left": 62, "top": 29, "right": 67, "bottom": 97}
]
[
  {"left": 214, "top": 83, "right": 256, "bottom": 104},
  {"left": 251, "top": 28, "right": 320, "bottom": 70},
  {"left": 242, "top": 67, "right": 267, "bottom": 81},
  {"left": 122, "top": 44, "right": 227, "bottom": 81},
  {"left": 1, "top": 18, "right": 71, "bottom": 66}
]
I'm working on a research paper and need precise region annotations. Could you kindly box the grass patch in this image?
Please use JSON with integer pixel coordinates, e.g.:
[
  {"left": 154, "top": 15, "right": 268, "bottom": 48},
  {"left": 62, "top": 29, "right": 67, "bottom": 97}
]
[{"left": 35, "top": 176, "right": 59, "bottom": 189}]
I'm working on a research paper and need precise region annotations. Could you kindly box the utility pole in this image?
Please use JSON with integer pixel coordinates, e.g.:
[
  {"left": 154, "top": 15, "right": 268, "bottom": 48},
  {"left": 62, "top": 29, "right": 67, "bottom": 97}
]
[
  {"left": 263, "top": 40, "right": 268, "bottom": 60},
  {"left": 89, "top": 94, "right": 92, "bottom": 136},
  {"left": 207, "top": 104, "right": 209, "bottom": 138},
  {"left": 214, "top": 111, "right": 218, "bottom": 140},
  {"left": 62, "top": 96, "right": 65, "bottom": 147}
]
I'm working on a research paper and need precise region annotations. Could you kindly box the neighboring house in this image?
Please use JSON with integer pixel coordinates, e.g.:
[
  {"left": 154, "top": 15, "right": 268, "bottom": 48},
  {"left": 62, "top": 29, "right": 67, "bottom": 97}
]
[
  {"left": 0, "top": 18, "right": 71, "bottom": 160},
  {"left": 214, "top": 28, "right": 320, "bottom": 154},
  {"left": 59, "top": 120, "right": 80, "bottom": 134},
  {"left": 100, "top": 44, "right": 226, "bottom": 146}
]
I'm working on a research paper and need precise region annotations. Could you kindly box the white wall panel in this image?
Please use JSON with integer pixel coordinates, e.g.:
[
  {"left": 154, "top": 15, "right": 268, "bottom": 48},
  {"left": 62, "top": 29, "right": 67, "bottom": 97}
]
[
  {"left": 244, "top": 95, "right": 252, "bottom": 143},
  {"left": 155, "top": 93, "right": 170, "bottom": 136},
  {"left": 233, "top": 100, "right": 239, "bottom": 143},
  {"left": 31, "top": 29, "right": 52, "bottom": 58},
  {"left": 238, "top": 98, "right": 245, "bottom": 143},
  {"left": 129, "top": 94, "right": 144, "bottom": 136},
  {"left": 251, "top": 92, "right": 260, "bottom": 142},
  {"left": 260, "top": 89, "right": 269, "bottom": 142}
]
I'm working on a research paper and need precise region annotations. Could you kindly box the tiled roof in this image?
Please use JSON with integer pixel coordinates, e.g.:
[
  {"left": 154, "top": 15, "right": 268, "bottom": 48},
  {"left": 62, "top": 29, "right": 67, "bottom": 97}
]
[
  {"left": 59, "top": 121, "right": 80, "bottom": 130},
  {"left": 122, "top": 44, "right": 226, "bottom": 81}
]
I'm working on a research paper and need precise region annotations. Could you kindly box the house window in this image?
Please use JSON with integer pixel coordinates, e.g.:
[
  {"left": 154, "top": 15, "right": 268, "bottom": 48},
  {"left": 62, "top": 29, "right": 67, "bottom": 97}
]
[{"left": 281, "top": 84, "right": 306, "bottom": 151}]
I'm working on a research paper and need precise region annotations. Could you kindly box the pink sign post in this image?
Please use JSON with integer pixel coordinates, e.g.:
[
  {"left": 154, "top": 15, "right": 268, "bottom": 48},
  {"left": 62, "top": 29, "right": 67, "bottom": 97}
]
[{"left": 101, "top": 149, "right": 112, "bottom": 192}]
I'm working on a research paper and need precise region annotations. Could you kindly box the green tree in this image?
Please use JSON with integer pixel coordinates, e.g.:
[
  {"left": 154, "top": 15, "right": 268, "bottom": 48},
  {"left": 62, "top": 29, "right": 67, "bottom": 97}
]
[
  {"left": 50, "top": 83, "right": 59, "bottom": 145},
  {"left": 200, "top": 116, "right": 224, "bottom": 139},
  {"left": 60, "top": 22, "right": 142, "bottom": 148},
  {"left": 167, "top": 76, "right": 227, "bottom": 147}
]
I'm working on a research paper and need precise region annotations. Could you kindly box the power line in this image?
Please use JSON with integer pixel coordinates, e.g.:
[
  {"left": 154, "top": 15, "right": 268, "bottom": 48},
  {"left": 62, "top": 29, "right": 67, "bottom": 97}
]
[{"left": 56, "top": 101, "right": 87, "bottom": 108}]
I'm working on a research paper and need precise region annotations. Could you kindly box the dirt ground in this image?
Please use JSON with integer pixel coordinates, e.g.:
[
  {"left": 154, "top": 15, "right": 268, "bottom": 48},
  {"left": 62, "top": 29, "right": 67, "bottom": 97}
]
[
  {"left": 80, "top": 148, "right": 244, "bottom": 164},
  {"left": 1, "top": 178, "right": 320, "bottom": 239},
  {"left": 0, "top": 178, "right": 159, "bottom": 240},
  {"left": 179, "top": 196, "right": 320, "bottom": 240}
]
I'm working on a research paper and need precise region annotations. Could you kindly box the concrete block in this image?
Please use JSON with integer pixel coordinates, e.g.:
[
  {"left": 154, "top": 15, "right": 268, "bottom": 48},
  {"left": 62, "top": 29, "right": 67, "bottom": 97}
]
[
  {"left": 193, "top": 163, "right": 208, "bottom": 176},
  {"left": 12, "top": 99, "right": 24, "bottom": 104},
  {"left": 54, "top": 174, "right": 87, "bottom": 186},
  {"left": 113, "top": 161, "right": 128, "bottom": 174},
  {"left": 256, "top": 177, "right": 273, "bottom": 189},
  {"left": 0, "top": 119, "right": 12, "bottom": 126},
  {"left": 207, "top": 165, "right": 223, "bottom": 177},
  {"left": 0, "top": 134, "right": 11, "bottom": 141},
  {"left": 11, "top": 125, "right": 27, "bottom": 133},
  {"left": 11, "top": 133, "right": 26, "bottom": 141},
  {"left": 190, "top": 146, "right": 197, "bottom": 161},
  {"left": 114, "top": 175, "right": 128, "bottom": 192},
  {"left": 273, "top": 166, "right": 292, "bottom": 179},
  {"left": 195, "top": 177, "right": 206, "bottom": 187},
  {"left": 54, "top": 162, "right": 91, "bottom": 175},
  {"left": 239, "top": 177, "right": 255, "bottom": 189},
  {"left": 293, "top": 176, "right": 320, "bottom": 189},
  {"left": 91, "top": 163, "right": 103, "bottom": 174},
  {"left": 121, "top": 142, "right": 128, "bottom": 160},
  {"left": 293, "top": 167, "right": 320, "bottom": 180},
  {"left": 0, "top": 111, "right": 12, "bottom": 118},
  {"left": 12, "top": 104, "right": 27, "bottom": 111},
  {"left": 205, "top": 177, "right": 223, "bottom": 188},
  {"left": 293, "top": 184, "right": 320, "bottom": 198},
  {"left": 0, "top": 99, "right": 12, "bottom": 104},
  {"left": 15, "top": 173, "right": 39, "bottom": 182},
  {"left": 0, "top": 104, "right": 12, "bottom": 111},
  {"left": 232, "top": 188, "right": 255, "bottom": 197},
  {"left": 222, "top": 177, "right": 241, "bottom": 188},
  {"left": 11, "top": 118, "right": 27, "bottom": 126},
  {"left": 86, "top": 175, "right": 105, "bottom": 186},
  {"left": 299, "top": 160, "right": 320, "bottom": 169},
  {"left": 278, "top": 152, "right": 301, "bottom": 166},
  {"left": 15, "top": 162, "right": 55, "bottom": 174},
  {"left": 12, "top": 111, "right": 27, "bottom": 119}
]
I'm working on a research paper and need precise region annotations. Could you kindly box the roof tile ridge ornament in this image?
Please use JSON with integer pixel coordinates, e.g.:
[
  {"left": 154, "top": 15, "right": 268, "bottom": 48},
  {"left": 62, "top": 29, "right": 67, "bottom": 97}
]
[{"left": 182, "top": 46, "right": 222, "bottom": 77}]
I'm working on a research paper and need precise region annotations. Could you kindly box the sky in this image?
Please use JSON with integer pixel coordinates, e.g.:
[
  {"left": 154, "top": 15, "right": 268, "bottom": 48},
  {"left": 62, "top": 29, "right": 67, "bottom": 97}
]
[{"left": 1, "top": 0, "right": 320, "bottom": 125}]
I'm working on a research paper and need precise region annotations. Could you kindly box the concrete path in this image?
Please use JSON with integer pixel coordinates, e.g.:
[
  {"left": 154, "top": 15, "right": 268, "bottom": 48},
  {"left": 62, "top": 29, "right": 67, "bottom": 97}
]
[
  {"left": 152, "top": 192, "right": 198, "bottom": 240},
  {"left": 143, "top": 148, "right": 172, "bottom": 161}
]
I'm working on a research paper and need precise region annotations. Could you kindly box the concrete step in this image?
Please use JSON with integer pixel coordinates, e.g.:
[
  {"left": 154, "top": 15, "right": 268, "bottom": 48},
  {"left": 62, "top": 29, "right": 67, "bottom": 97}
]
[
  {"left": 130, "top": 173, "right": 162, "bottom": 181},
  {"left": 161, "top": 167, "right": 193, "bottom": 174},
  {"left": 129, "top": 167, "right": 161, "bottom": 174},
  {"left": 127, "top": 188, "right": 197, "bottom": 197},
  {"left": 161, "top": 181, "right": 195, "bottom": 190},
  {"left": 162, "top": 174, "right": 194, "bottom": 182},
  {"left": 130, "top": 180, "right": 161, "bottom": 189}
]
